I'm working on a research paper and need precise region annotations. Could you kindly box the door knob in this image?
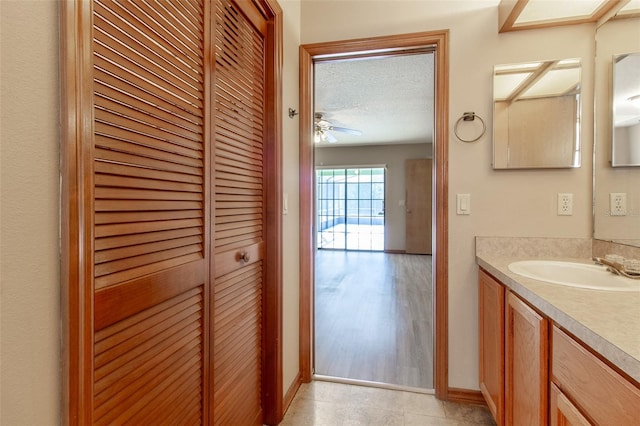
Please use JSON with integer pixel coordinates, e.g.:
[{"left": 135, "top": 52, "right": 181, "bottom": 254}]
[{"left": 240, "top": 252, "right": 251, "bottom": 263}]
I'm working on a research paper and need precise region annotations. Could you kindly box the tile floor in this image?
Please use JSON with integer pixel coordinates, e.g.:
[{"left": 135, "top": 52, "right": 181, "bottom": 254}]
[{"left": 280, "top": 381, "right": 496, "bottom": 426}]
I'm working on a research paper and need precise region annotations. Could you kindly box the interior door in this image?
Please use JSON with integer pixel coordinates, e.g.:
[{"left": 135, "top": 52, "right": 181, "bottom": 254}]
[
  {"left": 91, "top": 0, "right": 210, "bottom": 423},
  {"left": 212, "top": 0, "right": 268, "bottom": 424},
  {"left": 405, "top": 158, "right": 432, "bottom": 254},
  {"left": 62, "top": 0, "right": 281, "bottom": 423}
]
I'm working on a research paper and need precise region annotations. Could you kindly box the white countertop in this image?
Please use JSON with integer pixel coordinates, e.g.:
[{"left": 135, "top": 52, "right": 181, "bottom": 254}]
[{"left": 476, "top": 255, "right": 640, "bottom": 384}]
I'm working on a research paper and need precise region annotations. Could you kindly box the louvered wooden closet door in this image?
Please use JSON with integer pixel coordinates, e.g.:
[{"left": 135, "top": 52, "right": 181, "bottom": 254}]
[
  {"left": 91, "top": 0, "right": 209, "bottom": 423},
  {"left": 212, "top": 1, "right": 268, "bottom": 424}
]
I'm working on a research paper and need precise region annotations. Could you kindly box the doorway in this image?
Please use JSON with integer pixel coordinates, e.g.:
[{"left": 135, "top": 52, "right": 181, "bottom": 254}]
[{"left": 299, "top": 31, "right": 450, "bottom": 399}]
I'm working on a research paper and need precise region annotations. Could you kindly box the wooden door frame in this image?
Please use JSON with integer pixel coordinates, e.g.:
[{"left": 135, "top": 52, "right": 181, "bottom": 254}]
[
  {"left": 260, "top": 0, "right": 285, "bottom": 423},
  {"left": 298, "top": 30, "right": 450, "bottom": 399}
]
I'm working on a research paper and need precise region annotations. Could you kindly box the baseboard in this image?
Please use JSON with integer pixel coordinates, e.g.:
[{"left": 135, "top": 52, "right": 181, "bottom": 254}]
[
  {"left": 384, "top": 249, "right": 406, "bottom": 254},
  {"left": 282, "top": 372, "right": 302, "bottom": 415},
  {"left": 447, "top": 387, "right": 487, "bottom": 406}
]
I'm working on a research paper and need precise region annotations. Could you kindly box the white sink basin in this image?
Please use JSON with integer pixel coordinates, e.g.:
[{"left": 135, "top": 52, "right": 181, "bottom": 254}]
[{"left": 508, "top": 260, "right": 640, "bottom": 291}]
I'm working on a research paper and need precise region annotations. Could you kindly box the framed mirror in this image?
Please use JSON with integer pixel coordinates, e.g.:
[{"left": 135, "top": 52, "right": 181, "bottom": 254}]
[
  {"left": 611, "top": 52, "right": 640, "bottom": 167},
  {"left": 492, "top": 58, "right": 582, "bottom": 169}
]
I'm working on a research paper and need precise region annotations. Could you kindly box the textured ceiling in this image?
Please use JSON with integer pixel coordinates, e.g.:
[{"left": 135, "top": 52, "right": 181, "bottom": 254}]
[{"left": 314, "top": 53, "right": 434, "bottom": 147}]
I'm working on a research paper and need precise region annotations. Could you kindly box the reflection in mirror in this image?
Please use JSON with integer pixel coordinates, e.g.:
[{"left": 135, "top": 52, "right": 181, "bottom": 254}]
[
  {"left": 493, "top": 59, "right": 582, "bottom": 169},
  {"left": 594, "top": 17, "right": 640, "bottom": 248},
  {"left": 612, "top": 52, "right": 640, "bottom": 167}
]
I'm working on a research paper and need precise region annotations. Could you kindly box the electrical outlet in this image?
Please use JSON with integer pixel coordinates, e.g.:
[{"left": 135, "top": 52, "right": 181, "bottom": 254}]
[
  {"left": 557, "top": 193, "right": 573, "bottom": 216},
  {"left": 610, "top": 193, "right": 627, "bottom": 216}
]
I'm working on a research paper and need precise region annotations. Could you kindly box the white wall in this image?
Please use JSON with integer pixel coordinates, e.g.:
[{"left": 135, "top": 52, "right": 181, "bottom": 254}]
[
  {"left": 1, "top": 1, "right": 61, "bottom": 423},
  {"left": 315, "top": 143, "right": 431, "bottom": 251},
  {"left": 301, "top": 1, "right": 594, "bottom": 389},
  {"left": 279, "top": 0, "right": 302, "bottom": 398}
]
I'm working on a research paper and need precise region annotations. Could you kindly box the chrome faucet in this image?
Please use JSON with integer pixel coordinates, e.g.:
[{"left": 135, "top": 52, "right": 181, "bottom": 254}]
[{"left": 593, "top": 257, "right": 640, "bottom": 279}]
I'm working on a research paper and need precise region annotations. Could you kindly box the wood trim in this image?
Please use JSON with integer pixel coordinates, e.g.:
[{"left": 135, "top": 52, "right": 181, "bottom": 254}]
[
  {"left": 282, "top": 372, "right": 302, "bottom": 416},
  {"left": 384, "top": 249, "right": 407, "bottom": 254},
  {"left": 447, "top": 388, "right": 488, "bottom": 406},
  {"left": 499, "top": 0, "right": 623, "bottom": 33},
  {"left": 203, "top": 2, "right": 213, "bottom": 423},
  {"left": 433, "top": 30, "right": 450, "bottom": 401},
  {"left": 260, "top": 1, "right": 284, "bottom": 424},
  {"left": 298, "top": 30, "right": 449, "bottom": 399},
  {"left": 298, "top": 44, "right": 314, "bottom": 383},
  {"left": 60, "top": 1, "right": 95, "bottom": 424}
]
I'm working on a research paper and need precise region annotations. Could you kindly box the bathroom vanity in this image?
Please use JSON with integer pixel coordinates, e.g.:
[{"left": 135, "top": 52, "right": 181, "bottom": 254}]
[{"left": 476, "top": 256, "right": 640, "bottom": 425}]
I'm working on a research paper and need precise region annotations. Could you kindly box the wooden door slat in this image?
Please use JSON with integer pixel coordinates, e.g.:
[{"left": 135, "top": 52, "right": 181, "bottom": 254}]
[
  {"left": 95, "top": 210, "right": 202, "bottom": 226},
  {"left": 215, "top": 219, "right": 261, "bottom": 232},
  {"left": 94, "top": 12, "right": 202, "bottom": 86},
  {"left": 94, "top": 68, "right": 203, "bottom": 122},
  {"left": 96, "top": 82, "right": 203, "bottom": 134},
  {"left": 95, "top": 199, "right": 203, "bottom": 213},
  {"left": 95, "top": 228, "right": 203, "bottom": 252},
  {"left": 95, "top": 244, "right": 202, "bottom": 278},
  {"left": 95, "top": 143, "right": 203, "bottom": 176},
  {"left": 216, "top": 213, "right": 262, "bottom": 225},
  {"left": 95, "top": 0, "right": 203, "bottom": 68},
  {"left": 95, "top": 253, "right": 202, "bottom": 290},
  {"left": 95, "top": 94, "right": 203, "bottom": 145},
  {"left": 93, "top": 29, "right": 203, "bottom": 99},
  {"left": 95, "top": 158, "right": 203, "bottom": 184},
  {"left": 95, "top": 187, "right": 203, "bottom": 202},
  {"left": 95, "top": 109, "right": 203, "bottom": 153},
  {"left": 94, "top": 56, "right": 203, "bottom": 115},
  {"left": 215, "top": 164, "right": 263, "bottom": 179},
  {"left": 96, "top": 174, "right": 202, "bottom": 194}
]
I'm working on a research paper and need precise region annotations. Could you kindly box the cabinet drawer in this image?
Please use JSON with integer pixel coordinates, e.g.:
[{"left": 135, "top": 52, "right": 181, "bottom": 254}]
[{"left": 551, "top": 326, "right": 640, "bottom": 425}]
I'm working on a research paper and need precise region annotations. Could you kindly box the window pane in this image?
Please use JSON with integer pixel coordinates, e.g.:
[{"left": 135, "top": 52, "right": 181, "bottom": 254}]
[
  {"left": 316, "top": 167, "right": 385, "bottom": 252},
  {"left": 372, "top": 183, "right": 384, "bottom": 199},
  {"left": 359, "top": 183, "right": 372, "bottom": 199}
]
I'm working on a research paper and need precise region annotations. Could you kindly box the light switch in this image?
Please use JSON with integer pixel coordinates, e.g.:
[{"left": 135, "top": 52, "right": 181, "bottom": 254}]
[
  {"left": 457, "top": 193, "right": 471, "bottom": 215},
  {"left": 283, "top": 193, "right": 288, "bottom": 215}
]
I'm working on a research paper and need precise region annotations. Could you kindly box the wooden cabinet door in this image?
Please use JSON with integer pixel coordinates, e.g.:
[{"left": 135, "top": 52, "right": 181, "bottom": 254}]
[
  {"left": 479, "top": 270, "right": 505, "bottom": 425},
  {"left": 551, "top": 326, "right": 640, "bottom": 425},
  {"left": 405, "top": 159, "right": 432, "bottom": 254},
  {"left": 550, "top": 383, "right": 593, "bottom": 426},
  {"left": 505, "top": 292, "right": 548, "bottom": 426}
]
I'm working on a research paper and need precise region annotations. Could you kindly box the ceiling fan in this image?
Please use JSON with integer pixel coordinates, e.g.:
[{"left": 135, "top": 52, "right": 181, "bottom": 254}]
[{"left": 314, "top": 112, "right": 362, "bottom": 143}]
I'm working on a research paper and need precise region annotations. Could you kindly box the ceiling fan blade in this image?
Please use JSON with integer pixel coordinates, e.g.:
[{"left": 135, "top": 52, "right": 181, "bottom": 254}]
[
  {"left": 330, "top": 126, "right": 362, "bottom": 136},
  {"left": 325, "top": 132, "right": 338, "bottom": 143}
]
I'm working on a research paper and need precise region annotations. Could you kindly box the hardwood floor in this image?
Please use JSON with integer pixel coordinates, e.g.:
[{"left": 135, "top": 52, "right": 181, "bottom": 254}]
[{"left": 314, "top": 250, "right": 433, "bottom": 389}]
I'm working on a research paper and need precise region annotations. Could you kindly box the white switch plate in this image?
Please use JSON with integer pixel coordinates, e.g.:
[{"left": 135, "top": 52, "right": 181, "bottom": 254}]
[
  {"left": 610, "top": 193, "right": 627, "bottom": 216},
  {"left": 557, "top": 193, "right": 573, "bottom": 216},
  {"left": 457, "top": 194, "right": 470, "bottom": 215}
]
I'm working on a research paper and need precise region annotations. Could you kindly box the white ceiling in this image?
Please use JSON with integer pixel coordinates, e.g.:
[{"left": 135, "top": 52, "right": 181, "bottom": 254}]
[{"left": 314, "top": 53, "right": 434, "bottom": 147}]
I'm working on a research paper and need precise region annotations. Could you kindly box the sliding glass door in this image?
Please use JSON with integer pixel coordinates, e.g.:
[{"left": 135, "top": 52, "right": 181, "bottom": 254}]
[{"left": 316, "top": 167, "right": 385, "bottom": 251}]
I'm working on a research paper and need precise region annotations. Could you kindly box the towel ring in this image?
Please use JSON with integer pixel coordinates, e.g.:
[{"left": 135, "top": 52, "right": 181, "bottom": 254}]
[{"left": 454, "top": 112, "right": 486, "bottom": 143}]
